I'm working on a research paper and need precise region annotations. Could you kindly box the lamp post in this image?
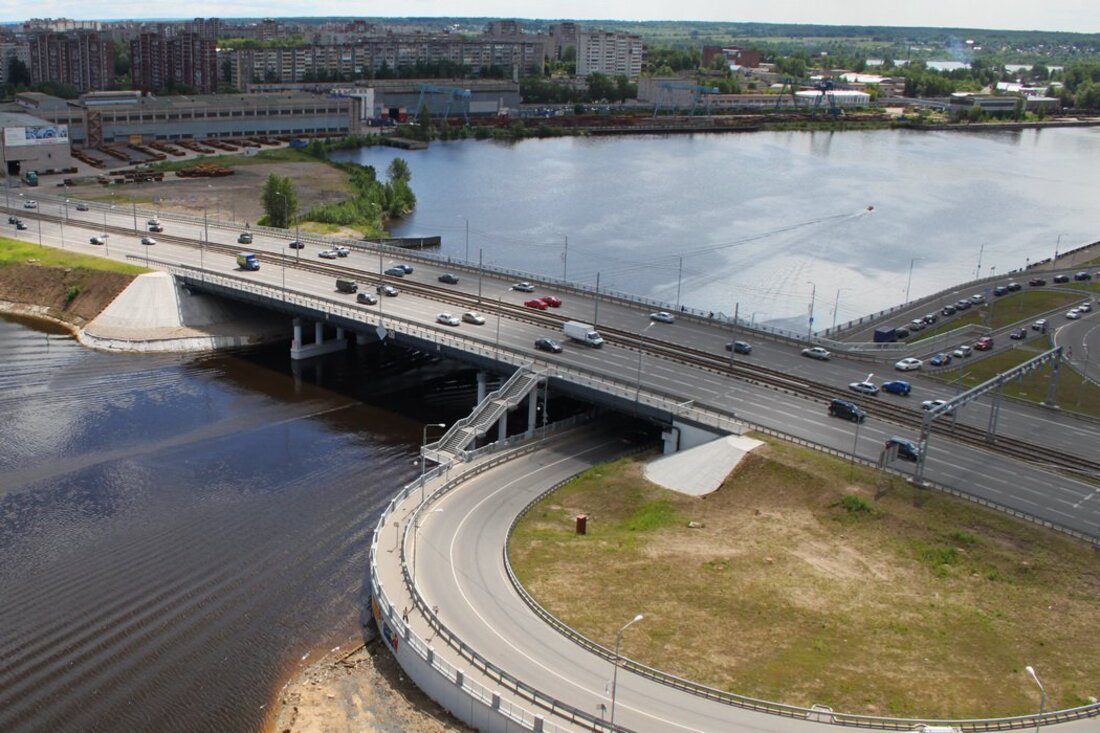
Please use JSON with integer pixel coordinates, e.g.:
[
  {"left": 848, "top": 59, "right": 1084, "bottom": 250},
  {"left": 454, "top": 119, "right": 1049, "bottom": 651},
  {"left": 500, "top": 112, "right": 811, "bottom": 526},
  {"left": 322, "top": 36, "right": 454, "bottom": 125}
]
[
  {"left": 806, "top": 281, "right": 817, "bottom": 341},
  {"left": 593, "top": 271, "right": 601, "bottom": 328},
  {"left": 477, "top": 247, "right": 483, "bottom": 304},
  {"left": 832, "top": 287, "right": 851, "bottom": 331},
  {"left": 562, "top": 234, "right": 568, "bottom": 281},
  {"left": 420, "top": 422, "right": 446, "bottom": 505},
  {"left": 275, "top": 192, "right": 288, "bottom": 296},
  {"left": 1025, "top": 665, "right": 1046, "bottom": 733},
  {"left": 675, "top": 256, "right": 683, "bottom": 309},
  {"left": 976, "top": 242, "right": 987, "bottom": 279},
  {"left": 609, "top": 613, "right": 644, "bottom": 729},
  {"left": 905, "top": 257, "right": 921, "bottom": 304},
  {"left": 635, "top": 322, "right": 656, "bottom": 403},
  {"left": 1053, "top": 233, "right": 1066, "bottom": 272},
  {"left": 462, "top": 215, "right": 469, "bottom": 262}
]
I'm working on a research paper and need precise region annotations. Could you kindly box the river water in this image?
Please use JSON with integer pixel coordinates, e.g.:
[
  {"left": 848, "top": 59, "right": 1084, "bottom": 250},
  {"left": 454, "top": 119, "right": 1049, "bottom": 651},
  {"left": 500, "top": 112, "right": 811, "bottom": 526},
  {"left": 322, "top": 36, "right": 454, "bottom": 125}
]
[
  {"left": 0, "top": 315, "right": 484, "bottom": 733},
  {"left": 333, "top": 127, "right": 1100, "bottom": 330}
]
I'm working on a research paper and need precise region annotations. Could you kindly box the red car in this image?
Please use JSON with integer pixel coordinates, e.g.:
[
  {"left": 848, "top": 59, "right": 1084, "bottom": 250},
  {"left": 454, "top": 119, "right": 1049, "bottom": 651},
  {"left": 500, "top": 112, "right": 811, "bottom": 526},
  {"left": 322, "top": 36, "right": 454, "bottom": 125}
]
[
  {"left": 540, "top": 295, "right": 562, "bottom": 308},
  {"left": 524, "top": 298, "right": 548, "bottom": 310},
  {"left": 974, "top": 336, "right": 994, "bottom": 351}
]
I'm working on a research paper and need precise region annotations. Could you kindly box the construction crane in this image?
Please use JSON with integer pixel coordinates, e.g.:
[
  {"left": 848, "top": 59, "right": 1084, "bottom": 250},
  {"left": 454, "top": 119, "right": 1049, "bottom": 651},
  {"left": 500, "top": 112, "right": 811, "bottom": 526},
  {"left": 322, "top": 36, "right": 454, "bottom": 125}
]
[
  {"left": 652, "top": 81, "right": 720, "bottom": 116},
  {"left": 811, "top": 80, "right": 842, "bottom": 117},
  {"left": 415, "top": 85, "right": 472, "bottom": 124}
]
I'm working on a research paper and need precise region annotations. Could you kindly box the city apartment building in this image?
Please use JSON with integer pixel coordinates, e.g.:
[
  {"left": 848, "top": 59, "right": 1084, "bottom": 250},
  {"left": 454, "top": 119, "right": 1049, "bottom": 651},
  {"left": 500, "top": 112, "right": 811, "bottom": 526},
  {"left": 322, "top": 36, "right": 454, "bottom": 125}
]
[
  {"left": 0, "top": 41, "right": 31, "bottom": 84},
  {"left": 132, "top": 32, "right": 217, "bottom": 94},
  {"left": 28, "top": 30, "right": 114, "bottom": 92},
  {"left": 574, "top": 28, "right": 644, "bottom": 79}
]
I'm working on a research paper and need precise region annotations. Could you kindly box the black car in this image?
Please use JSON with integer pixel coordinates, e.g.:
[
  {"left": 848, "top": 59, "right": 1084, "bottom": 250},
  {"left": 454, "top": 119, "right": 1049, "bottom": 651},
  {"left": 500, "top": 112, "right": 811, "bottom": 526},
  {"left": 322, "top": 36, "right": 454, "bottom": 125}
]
[
  {"left": 894, "top": 326, "right": 910, "bottom": 339},
  {"left": 148, "top": 224, "right": 164, "bottom": 233},
  {"left": 1009, "top": 328, "right": 1027, "bottom": 340},
  {"left": 437, "top": 273, "right": 460, "bottom": 284},
  {"left": 828, "top": 398, "right": 866, "bottom": 423},
  {"left": 356, "top": 292, "right": 378, "bottom": 305},
  {"left": 1054, "top": 274, "right": 1070, "bottom": 283},
  {"left": 885, "top": 436, "right": 921, "bottom": 462},
  {"left": 1007, "top": 282, "right": 1021, "bottom": 291},
  {"left": 1074, "top": 271, "right": 1092, "bottom": 281},
  {"left": 941, "top": 305, "right": 956, "bottom": 316},
  {"left": 396, "top": 264, "right": 414, "bottom": 274},
  {"left": 288, "top": 240, "right": 305, "bottom": 249},
  {"left": 1028, "top": 277, "right": 1047, "bottom": 286},
  {"left": 993, "top": 285, "right": 1009, "bottom": 297},
  {"left": 534, "top": 338, "right": 563, "bottom": 354},
  {"left": 7, "top": 215, "right": 17, "bottom": 224},
  {"left": 725, "top": 340, "right": 752, "bottom": 354},
  {"left": 15, "top": 221, "right": 27, "bottom": 230},
  {"left": 376, "top": 284, "right": 399, "bottom": 297}
]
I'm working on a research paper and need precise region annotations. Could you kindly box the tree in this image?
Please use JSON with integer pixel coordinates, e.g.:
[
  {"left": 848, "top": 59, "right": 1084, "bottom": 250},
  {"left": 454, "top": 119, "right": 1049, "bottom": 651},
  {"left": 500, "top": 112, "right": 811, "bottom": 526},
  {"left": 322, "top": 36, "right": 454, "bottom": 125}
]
[
  {"left": 386, "top": 158, "right": 411, "bottom": 183},
  {"left": 261, "top": 174, "right": 297, "bottom": 228},
  {"left": 7, "top": 58, "right": 30, "bottom": 87},
  {"left": 417, "top": 105, "right": 432, "bottom": 133}
]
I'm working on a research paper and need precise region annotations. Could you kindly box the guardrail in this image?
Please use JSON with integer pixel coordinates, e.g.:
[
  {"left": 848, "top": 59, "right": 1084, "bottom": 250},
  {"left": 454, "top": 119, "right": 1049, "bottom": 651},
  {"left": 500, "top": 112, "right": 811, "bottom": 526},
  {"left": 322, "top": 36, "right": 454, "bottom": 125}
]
[{"left": 500, "top": 438, "right": 1100, "bottom": 731}]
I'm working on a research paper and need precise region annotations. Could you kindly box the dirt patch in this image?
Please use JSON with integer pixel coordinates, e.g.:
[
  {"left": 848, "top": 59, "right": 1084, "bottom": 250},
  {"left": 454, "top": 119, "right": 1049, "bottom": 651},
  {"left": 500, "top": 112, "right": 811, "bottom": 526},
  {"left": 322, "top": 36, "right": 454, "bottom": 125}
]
[
  {"left": 0, "top": 264, "right": 133, "bottom": 327},
  {"left": 269, "top": 635, "right": 473, "bottom": 733}
]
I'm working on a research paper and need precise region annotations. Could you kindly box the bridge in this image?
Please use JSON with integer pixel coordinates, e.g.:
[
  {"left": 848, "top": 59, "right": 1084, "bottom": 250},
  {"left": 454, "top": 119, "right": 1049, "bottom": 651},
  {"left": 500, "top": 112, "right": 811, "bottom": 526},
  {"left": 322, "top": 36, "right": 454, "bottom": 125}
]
[{"left": 5, "top": 194, "right": 1100, "bottom": 731}]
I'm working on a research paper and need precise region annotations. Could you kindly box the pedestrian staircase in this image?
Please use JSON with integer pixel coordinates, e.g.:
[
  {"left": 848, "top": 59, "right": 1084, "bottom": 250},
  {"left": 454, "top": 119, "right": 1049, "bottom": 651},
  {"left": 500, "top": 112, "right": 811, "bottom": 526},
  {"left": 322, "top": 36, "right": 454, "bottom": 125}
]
[{"left": 423, "top": 364, "right": 542, "bottom": 464}]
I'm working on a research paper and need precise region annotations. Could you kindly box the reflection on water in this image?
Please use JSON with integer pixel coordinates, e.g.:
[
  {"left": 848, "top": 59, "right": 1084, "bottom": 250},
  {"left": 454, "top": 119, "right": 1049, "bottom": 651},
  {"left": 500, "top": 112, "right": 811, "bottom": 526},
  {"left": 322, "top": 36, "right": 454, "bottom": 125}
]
[{"left": 0, "top": 316, "right": 481, "bottom": 733}]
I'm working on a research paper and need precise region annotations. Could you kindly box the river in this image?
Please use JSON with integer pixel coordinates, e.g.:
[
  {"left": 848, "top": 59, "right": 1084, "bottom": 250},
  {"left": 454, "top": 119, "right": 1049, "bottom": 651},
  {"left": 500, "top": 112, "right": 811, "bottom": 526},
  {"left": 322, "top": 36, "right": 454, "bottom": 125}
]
[
  {"left": 332, "top": 127, "right": 1100, "bottom": 330},
  {"left": 0, "top": 315, "right": 484, "bottom": 733}
]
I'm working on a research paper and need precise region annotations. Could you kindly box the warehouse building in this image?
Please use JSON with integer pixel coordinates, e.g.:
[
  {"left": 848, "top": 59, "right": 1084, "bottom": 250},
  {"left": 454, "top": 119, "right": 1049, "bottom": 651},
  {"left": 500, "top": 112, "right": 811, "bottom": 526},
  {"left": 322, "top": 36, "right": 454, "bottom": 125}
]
[{"left": 0, "top": 110, "right": 73, "bottom": 183}]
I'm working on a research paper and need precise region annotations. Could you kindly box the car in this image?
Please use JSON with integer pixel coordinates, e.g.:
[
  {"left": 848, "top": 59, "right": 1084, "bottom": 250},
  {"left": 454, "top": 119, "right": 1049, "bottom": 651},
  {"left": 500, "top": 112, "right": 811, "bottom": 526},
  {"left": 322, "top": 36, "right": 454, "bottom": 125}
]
[
  {"left": 333, "top": 246, "right": 350, "bottom": 257},
  {"left": 437, "top": 273, "right": 460, "bottom": 284},
  {"left": 1053, "top": 274, "right": 1070, "bottom": 284},
  {"left": 969, "top": 293, "right": 985, "bottom": 304},
  {"left": 288, "top": 240, "right": 305, "bottom": 249},
  {"left": 512, "top": 281, "right": 535, "bottom": 292},
  {"left": 894, "top": 326, "right": 910, "bottom": 339},
  {"left": 974, "top": 336, "right": 994, "bottom": 350},
  {"left": 1074, "top": 271, "right": 1092, "bottom": 281},
  {"left": 1007, "top": 282, "right": 1022, "bottom": 291},
  {"left": 881, "top": 380, "right": 911, "bottom": 396},
  {"left": 318, "top": 249, "right": 339, "bottom": 259},
  {"left": 237, "top": 232, "right": 253, "bottom": 244},
  {"left": 894, "top": 357, "right": 923, "bottom": 371},
  {"left": 534, "top": 337, "right": 563, "bottom": 353},
  {"left": 801, "top": 346, "right": 831, "bottom": 361},
  {"left": 1028, "top": 277, "right": 1046, "bottom": 287},
  {"left": 922, "top": 313, "right": 938, "bottom": 325},
  {"left": 524, "top": 298, "right": 548, "bottom": 310},
  {"left": 356, "top": 292, "right": 378, "bottom": 305},
  {"left": 908, "top": 319, "right": 925, "bottom": 332},
  {"left": 384, "top": 266, "right": 406, "bottom": 277},
  {"left": 1065, "top": 309, "right": 1081, "bottom": 320},
  {"left": 436, "top": 312, "right": 460, "bottom": 326},
  {"left": 376, "top": 284, "right": 399, "bottom": 297},
  {"left": 828, "top": 398, "right": 865, "bottom": 423},
  {"left": 1032, "top": 318, "right": 1048, "bottom": 331},
  {"left": 725, "top": 340, "right": 752, "bottom": 355},
  {"left": 146, "top": 218, "right": 160, "bottom": 226},
  {"left": 140, "top": 236, "right": 156, "bottom": 246},
  {"left": 6, "top": 215, "right": 16, "bottom": 224},
  {"left": 955, "top": 299, "right": 972, "bottom": 310},
  {"left": 1009, "top": 328, "right": 1027, "bottom": 340},
  {"left": 23, "top": 200, "right": 37, "bottom": 209},
  {"left": 921, "top": 400, "right": 954, "bottom": 415},
  {"left": 1079, "top": 302, "right": 1093, "bottom": 313},
  {"left": 650, "top": 311, "right": 675, "bottom": 323},
  {"left": 540, "top": 296, "right": 562, "bottom": 308},
  {"left": 147, "top": 224, "right": 163, "bottom": 233},
  {"left": 929, "top": 353, "right": 952, "bottom": 367},
  {"left": 941, "top": 305, "right": 957, "bottom": 316},
  {"left": 75, "top": 202, "right": 90, "bottom": 212},
  {"left": 884, "top": 436, "right": 921, "bottom": 462},
  {"left": 848, "top": 380, "right": 880, "bottom": 396},
  {"left": 953, "top": 344, "right": 973, "bottom": 358},
  {"left": 396, "top": 264, "right": 414, "bottom": 274},
  {"left": 15, "top": 221, "right": 27, "bottom": 230},
  {"left": 993, "top": 285, "right": 1009, "bottom": 297},
  {"left": 462, "top": 311, "right": 486, "bottom": 325},
  {"left": 89, "top": 235, "right": 106, "bottom": 245}
]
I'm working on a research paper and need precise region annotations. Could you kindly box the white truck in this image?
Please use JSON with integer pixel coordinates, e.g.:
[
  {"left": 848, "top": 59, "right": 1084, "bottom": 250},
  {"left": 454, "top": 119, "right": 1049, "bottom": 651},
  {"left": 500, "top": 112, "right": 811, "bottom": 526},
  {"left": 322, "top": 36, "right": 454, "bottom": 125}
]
[{"left": 562, "top": 321, "right": 604, "bottom": 348}]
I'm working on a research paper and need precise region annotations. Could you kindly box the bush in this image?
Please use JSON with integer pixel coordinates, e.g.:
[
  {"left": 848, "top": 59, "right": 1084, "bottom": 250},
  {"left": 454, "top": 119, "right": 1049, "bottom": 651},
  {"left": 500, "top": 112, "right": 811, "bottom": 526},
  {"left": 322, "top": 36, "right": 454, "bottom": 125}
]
[
  {"left": 834, "top": 494, "right": 875, "bottom": 515},
  {"left": 63, "top": 285, "right": 80, "bottom": 306}
]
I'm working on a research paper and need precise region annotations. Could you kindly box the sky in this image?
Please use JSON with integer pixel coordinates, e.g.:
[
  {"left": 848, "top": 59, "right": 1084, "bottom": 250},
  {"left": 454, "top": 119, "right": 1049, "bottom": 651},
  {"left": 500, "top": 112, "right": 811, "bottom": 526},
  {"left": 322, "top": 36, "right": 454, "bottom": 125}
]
[{"left": 3, "top": 1, "right": 1099, "bottom": 33}]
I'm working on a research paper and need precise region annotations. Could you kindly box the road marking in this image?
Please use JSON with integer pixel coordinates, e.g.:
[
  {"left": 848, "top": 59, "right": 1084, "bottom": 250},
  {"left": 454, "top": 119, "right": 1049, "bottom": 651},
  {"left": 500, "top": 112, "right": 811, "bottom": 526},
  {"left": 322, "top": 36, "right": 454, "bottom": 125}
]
[
  {"left": 445, "top": 440, "right": 709, "bottom": 733},
  {"left": 1073, "top": 492, "right": 1096, "bottom": 509}
]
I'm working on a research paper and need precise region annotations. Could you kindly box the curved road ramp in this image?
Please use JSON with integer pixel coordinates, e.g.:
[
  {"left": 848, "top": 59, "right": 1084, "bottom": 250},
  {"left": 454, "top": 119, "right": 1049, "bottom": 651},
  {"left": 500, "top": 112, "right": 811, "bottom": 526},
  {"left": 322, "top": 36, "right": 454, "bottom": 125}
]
[{"left": 369, "top": 421, "right": 1100, "bottom": 733}]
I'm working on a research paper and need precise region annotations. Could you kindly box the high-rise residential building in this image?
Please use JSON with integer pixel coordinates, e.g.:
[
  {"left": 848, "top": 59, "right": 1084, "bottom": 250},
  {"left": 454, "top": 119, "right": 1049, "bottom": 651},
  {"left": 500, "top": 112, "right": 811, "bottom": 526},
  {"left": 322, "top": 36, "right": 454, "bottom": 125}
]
[
  {"left": 131, "top": 31, "right": 217, "bottom": 94},
  {"left": 28, "top": 30, "right": 115, "bottom": 92},
  {"left": 547, "top": 22, "right": 579, "bottom": 60},
  {"left": 131, "top": 32, "right": 169, "bottom": 92},
  {"left": 189, "top": 17, "right": 221, "bottom": 41},
  {"left": 575, "top": 29, "right": 644, "bottom": 79},
  {"left": 0, "top": 41, "right": 32, "bottom": 84}
]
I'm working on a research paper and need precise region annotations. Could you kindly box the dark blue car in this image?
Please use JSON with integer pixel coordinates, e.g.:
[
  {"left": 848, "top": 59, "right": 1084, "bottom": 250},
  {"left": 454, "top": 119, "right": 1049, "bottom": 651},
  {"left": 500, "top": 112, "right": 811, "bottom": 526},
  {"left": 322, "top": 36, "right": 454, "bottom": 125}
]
[{"left": 880, "top": 380, "right": 911, "bottom": 396}]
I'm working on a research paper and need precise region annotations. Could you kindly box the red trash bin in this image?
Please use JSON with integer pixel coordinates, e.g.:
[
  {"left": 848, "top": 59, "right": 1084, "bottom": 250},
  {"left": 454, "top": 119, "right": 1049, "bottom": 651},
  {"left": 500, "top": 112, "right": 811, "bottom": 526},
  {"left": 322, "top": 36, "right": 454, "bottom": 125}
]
[{"left": 575, "top": 514, "right": 587, "bottom": 535}]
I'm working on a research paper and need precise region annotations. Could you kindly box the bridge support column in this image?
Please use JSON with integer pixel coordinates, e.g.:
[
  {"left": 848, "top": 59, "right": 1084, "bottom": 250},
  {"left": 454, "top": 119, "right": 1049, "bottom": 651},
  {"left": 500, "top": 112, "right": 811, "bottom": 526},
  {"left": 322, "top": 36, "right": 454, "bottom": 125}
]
[
  {"left": 290, "top": 318, "right": 348, "bottom": 360},
  {"left": 356, "top": 332, "right": 369, "bottom": 346},
  {"left": 476, "top": 371, "right": 488, "bottom": 404},
  {"left": 526, "top": 390, "right": 537, "bottom": 437},
  {"left": 498, "top": 414, "right": 507, "bottom": 442}
]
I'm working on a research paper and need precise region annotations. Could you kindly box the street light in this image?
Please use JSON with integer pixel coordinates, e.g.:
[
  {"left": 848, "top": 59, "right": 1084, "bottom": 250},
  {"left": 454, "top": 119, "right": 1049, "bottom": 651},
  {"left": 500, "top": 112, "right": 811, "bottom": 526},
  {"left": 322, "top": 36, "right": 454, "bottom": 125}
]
[
  {"left": 806, "top": 281, "right": 817, "bottom": 341},
  {"left": 1053, "top": 233, "right": 1067, "bottom": 272},
  {"left": 976, "top": 242, "right": 987, "bottom": 279},
  {"left": 1025, "top": 665, "right": 1046, "bottom": 733},
  {"left": 832, "top": 287, "right": 852, "bottom": 331},
  {"left": 609, "top": 613, "right": 644, "bottom": 729},
  {"left": 420, "top": 422, "right": 446, "bottom": 505},
  {"left": 905, "top": 257, "right": 921, "bottom": 304},
  {"left": 635, "top": 322, "right": 656, "bottom": 403},
  {"left": 462, "top": 215, "right": 469, "bottom": 262}
]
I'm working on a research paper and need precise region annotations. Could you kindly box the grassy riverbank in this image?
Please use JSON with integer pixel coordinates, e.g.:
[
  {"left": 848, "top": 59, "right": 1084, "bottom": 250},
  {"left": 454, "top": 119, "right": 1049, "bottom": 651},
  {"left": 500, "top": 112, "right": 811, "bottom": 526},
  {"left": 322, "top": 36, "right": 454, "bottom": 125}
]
[{"left": 508, "top": 442, "right": 1099, "bottom": 718}]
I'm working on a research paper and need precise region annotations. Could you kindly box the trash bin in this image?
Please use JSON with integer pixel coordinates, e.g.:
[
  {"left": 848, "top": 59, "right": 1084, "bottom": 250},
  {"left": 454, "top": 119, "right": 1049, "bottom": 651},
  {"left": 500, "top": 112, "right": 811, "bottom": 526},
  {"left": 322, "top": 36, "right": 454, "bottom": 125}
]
[{"left": 575, "top": 514, "right": 587, "bottom": 535}]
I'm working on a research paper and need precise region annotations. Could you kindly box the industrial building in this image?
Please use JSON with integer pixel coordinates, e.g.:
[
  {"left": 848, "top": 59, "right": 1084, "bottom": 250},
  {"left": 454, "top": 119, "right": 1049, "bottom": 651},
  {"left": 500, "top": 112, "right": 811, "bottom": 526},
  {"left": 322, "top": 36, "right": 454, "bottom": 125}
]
[{"left": 0, "top": 110, "right": 73, "bottom": 183}]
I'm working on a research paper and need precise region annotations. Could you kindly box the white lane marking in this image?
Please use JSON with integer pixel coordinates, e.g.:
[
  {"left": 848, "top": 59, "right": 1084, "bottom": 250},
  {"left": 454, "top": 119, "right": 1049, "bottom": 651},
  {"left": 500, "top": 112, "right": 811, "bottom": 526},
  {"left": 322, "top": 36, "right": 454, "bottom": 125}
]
[
  {"left": 445, "top": 441, "right": 708, "bottom": 733},
  {"left": 1073, "top": 492, "right": 1096, "bottom": 509}
]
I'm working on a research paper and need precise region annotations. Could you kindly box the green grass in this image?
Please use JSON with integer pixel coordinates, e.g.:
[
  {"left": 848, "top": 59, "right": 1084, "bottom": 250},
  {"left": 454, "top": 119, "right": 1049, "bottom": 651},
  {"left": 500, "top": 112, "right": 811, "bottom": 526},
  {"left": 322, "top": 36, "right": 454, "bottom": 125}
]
[
  {"left": 150, "top": 147, "right": 323, "bottom": 173},
  {"left": 913, "top": 290, "right": 1084, "bottom": 342},
  {"left": 0, "top": 238, "right": 146, "bottom": 274}
]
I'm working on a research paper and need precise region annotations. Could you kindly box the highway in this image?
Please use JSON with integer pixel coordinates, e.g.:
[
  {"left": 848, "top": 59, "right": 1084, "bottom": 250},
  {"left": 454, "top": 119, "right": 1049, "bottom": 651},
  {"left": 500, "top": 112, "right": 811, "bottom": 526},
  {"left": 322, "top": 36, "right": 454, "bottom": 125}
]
[{"left": 4, "top": 195, "right": 1100, "bottom": 540}]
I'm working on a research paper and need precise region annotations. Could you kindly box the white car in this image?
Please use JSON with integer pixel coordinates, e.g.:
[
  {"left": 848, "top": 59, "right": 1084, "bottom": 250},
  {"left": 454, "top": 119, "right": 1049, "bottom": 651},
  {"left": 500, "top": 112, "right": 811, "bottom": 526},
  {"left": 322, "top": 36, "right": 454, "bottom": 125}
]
[
  {"left": 1066, "top": 309, "right": 1081, "bottom": 320},
  {"left": 462, "top": 311, "right": 486, "bottom": 325},
  {"left": 436, "top": 312, "right": 460, "bottom": 327},
  {"left": 894, "top": 357, "right": 923, "bottom": 371},
  {"left": 140, "top": 236, "right": 156, "bottom": 245},
  {"left": 801, "top": 346, "right": 831, "bottom": 361},
  {"left": 23, "top": 200, "right": 37, "bottom": 209},
  {"left": 650, "top": 311, "right": 675, "bottom": 323},
  {"left": 848, "top": 380, "right": 879, "bottom": 396},
  {"left": 922, "top": 399, "right": 955, "bottom": 414},
  {"left": 317, "top": 249, "right": 339, "bottom": 259},
  {"left": 333, "top": 246, "right": 350, "bottom": 257},
  {"left": 511, "top": 281, "right": 535, "bottom": 292},
  {"left": 1078, "top": 302, "right": 1092, "bottom": 313},
  {"left": 146, "top": 218, "right": 160, "bottom": 226},
  {"left": 1032, "top": 319, "right": 1048, "bottom": 331},
  {"left": 953, "top": 344, "right": 973, "bottom": 358}
]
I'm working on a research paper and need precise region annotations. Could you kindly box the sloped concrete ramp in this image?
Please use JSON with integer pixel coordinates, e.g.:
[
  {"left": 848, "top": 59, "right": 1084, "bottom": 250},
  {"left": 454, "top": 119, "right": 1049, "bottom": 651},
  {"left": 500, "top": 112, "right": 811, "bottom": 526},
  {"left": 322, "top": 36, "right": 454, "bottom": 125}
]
[{"left": 644, "top": 434, "right": 764, "bottom": 497}]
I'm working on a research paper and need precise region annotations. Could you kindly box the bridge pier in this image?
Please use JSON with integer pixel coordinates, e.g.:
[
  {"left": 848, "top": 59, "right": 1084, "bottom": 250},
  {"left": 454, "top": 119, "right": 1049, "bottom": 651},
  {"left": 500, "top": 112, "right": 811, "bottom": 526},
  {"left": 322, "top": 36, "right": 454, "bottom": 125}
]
[
  {"left": 476, "top": 371, "right": 488, "bottom": 403},
  {"left": 290, "top": 317, "right": 348, "bottom": 360},
  {"left": 526, "top": 390, "right": 537, "bottom": 437}
]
